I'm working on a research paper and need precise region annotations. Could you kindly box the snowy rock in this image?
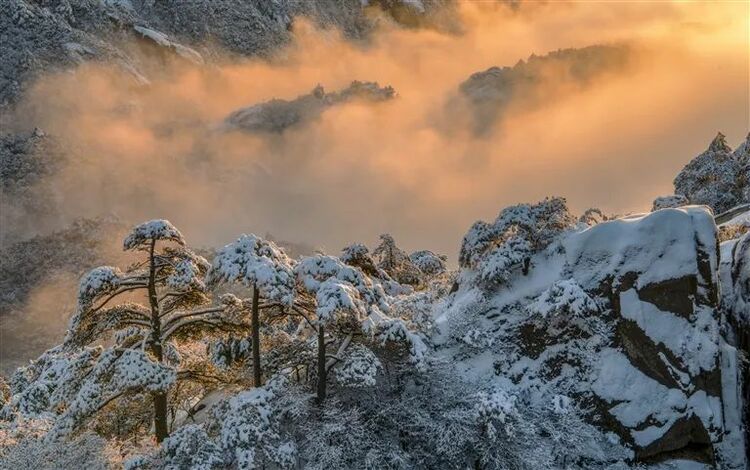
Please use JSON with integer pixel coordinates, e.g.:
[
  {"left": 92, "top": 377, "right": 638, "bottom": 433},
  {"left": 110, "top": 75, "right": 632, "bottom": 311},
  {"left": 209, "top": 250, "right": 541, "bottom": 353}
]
[{"left": 448, "top": 205, "right": 739, "bottom": 466}]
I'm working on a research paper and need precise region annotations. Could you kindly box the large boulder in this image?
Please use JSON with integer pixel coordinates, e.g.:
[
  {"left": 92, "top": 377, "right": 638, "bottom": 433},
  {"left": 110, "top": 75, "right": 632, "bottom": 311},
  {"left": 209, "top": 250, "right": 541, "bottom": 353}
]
[
  {"left": 442, "top": 205, "right": 744, "bottom": 467},
  {"left": 566, "top": 207, "right": 724, "bottom": 464}
]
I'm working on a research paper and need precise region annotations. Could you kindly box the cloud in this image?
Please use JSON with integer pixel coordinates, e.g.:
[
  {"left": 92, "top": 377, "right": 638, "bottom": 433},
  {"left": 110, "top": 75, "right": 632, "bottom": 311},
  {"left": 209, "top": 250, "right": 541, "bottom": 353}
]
[{"left": 8, "top": 0, "right": 749, "bottom": 261}]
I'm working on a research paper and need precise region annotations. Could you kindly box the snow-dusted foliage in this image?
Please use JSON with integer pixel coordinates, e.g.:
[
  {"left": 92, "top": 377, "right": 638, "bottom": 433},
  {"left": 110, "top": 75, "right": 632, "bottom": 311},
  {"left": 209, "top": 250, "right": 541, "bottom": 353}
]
[
  {"left": 673, "top": 133, "right": 749, "bottom": 214},
  {"left": 315, "top": 278, "right": 367, "bottom": 324},
  {"left": 212, "top": 378, "right": 295, "bottom": 469},
  {"left": 652, "top": 194, "right": 689, "bottom": 211},
  {"left": 478, "top": 235, "right": 532, "bottom": 285},
  {"left": 335, "top": 344, "right": 382, "bottom": 387},
  {"left": 578, "top": 207, "right": 610, "bottom": 226},
  {"left": 526, "top": 279, "right": 599, "bottom": 318},
  {"left": 208, "top": 234, "right": 295, "bottom": 305},
  {"left": 123, "top": 219, "right": 184, "bottom": 250},
  {"left": 372, "top": 233, "right": 423, "bottom": 285},
  {"left": 126, "top": 424, "right": 223, "bottom": 470},
  {"left": 209, "top": 337, "right": 252, "bottom": 369},
  {"left": 1, "top": 346, "right": 174, "bottom": 440},
  {"left": 0, "top": 430, "right": 113, "bottom": 470},
  {"left": 223, "top": 81, "right": 395, "bottom": 134},
  {"left": 294, "top": 254, "right": 389, "bottom": 319},
  {"left": 459, "top": 45, "right": 631, "bottom": 134},
  {"left": 76, "top": 266, "right": 123, "bottom": 311},
  {"left": 376, "top": 318, "right": 428, "bottom": 367},
  {"left": 409, "top": 250, "right": 447, "bottom": 276},
  {"left": 459, "top": 197, "right": 576, "bottom": 286},
  {"left": 340, "top": 243, "right": 383, "bottom": 278},
  {"left": 48, "top": 349, "right": 176, "bottom": 439},
  {"left": 8, "top": 219, "right": 251, "bottom": 444}
]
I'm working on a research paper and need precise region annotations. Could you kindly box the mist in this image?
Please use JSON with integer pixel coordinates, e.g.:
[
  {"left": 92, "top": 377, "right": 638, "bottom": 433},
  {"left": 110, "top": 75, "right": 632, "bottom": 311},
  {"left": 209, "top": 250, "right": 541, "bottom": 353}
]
[{"left": 9, "top": 0, "right": 749, "bottom": 259}]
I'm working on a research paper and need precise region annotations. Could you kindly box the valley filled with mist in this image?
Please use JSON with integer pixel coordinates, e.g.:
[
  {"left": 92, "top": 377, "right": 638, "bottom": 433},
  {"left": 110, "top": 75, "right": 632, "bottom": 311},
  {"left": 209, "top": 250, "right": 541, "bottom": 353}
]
[{"left": 0, "top": 1, "right": 748, "bottom": 469}]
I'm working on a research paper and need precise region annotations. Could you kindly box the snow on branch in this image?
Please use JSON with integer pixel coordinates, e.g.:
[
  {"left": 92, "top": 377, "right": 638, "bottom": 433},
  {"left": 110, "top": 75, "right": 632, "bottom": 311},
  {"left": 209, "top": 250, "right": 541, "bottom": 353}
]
[
  {"left": 208, "top": 234, "right": 295, "bottom": 305},
  {"left": 123, "top": 219, "right": 185, "bottom": 251}
]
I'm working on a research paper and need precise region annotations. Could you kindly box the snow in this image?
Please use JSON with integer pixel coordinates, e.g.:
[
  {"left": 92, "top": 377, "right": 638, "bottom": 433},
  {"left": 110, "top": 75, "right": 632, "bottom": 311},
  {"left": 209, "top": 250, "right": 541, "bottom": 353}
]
[
  {"left": 674, "top": 133, "right": 748, "bottom": 214},
  {"left": 526, "top": 279, "right": 598, "bottom": 318},
  {"left": 216, "top": 377, "right": 295, "bottom": 469},
  {"left": 335, "top": 344, "right": 381, "bottom": 387},
  {"left": 376, "top": 318, "right": 428, "bottom": 367},
  {"left": 409, "top": 250, "right": 447, "bottom": 276},
  {"left": 592, "top": 348, "right": 721, "bottom": 447},
  {"left": 717, "top": 204, "right": 750, "bottom": 227},
  {"left": 76, "top": 266, "right": 122, "bottom": 308},
  {"left": 166, "top": 258, "right": 203, "bottom": 292},
  {"left": 723, "top": 233, "right": 750, "bottom": 326},
  {"left": 315, "top": 278, "right": 366, "bottom": 323},
  {"left": 295, "top": 254, "right": 389, "bottom": 317},
  {"left": 459, "top": 197, "right": 576, "bottom": 271},
  {"left": 123, "top": 219, "right": 184, "bottom": 250},
  {"left": 619, "top": 289, "right": 718, "bottom": 374},
  {"left": 222, "top": 82, "right": 394, "bottom": 134},
  {"left": 479, "top": 236, "right": 531, "bottom": 285},
  {"left": 564, "top": 206, "right": 717, "bottom": 290},
  {"left": 208, "top": 234, "right": 295, "bottom": 305}
]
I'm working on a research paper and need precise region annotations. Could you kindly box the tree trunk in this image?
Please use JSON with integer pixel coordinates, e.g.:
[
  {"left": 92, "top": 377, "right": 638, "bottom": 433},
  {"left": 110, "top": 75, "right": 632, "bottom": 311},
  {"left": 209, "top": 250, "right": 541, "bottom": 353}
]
[
  {"left": 251, "top": 283, "right": 262, "bottom": 387},
  {"left": 147, "top": 239, "right": 169, "bottom": 443},
  {"left": 152, "top": 392, "right": 169, "bottom": 442},
  {"left": 316, "top": 325, "right": 326, "bottom": 404}
]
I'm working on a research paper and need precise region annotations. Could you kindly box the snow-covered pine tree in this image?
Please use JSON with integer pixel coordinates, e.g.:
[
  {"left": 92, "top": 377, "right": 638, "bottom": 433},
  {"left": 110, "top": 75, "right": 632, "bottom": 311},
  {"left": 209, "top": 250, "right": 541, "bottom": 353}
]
[
  {"left": 294, "top": 255, "right": 389, "bottom": 403},
  {"left": 409, "top": 250, "right": 447, "bottom": 277},
  {"left": 674, "top": 132, "right": 748, "bottom": 214},
  {"left": 206, "top": 234, "right": 296, "bottom": 387},
  {"left": 372, "top": 234, "right": 422, "bottom": 285},
  {"left": 61, "top": 219, "right": 247, "bottom": 442},
  {"left": 459, "top": 197, "right": 576, "bottom": 285}
]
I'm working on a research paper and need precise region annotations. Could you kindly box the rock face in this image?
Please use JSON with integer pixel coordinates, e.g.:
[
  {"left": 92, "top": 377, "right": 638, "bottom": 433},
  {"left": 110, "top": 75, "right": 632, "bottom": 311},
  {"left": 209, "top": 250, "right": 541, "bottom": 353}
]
[
  {"left": 567, "top": 208, "right": 723, "bottom": 463},
  {"left": 720, "top": 232, "right": 750, "bottom": 465},
  {"left": 443, "top": 205, "right": 745, "bottom": 467}
]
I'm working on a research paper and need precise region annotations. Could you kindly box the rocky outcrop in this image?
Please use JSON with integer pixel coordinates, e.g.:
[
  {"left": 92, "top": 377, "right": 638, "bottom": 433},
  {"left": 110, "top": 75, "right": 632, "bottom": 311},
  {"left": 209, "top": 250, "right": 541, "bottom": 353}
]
[
  {"left": 569, "top": 208, "right": 723, "bottom": 463},
  {"left": 444, "top": 205, "right": 745, "bottom": 467},
  {"left": 720, "top": 232, "right": 750, "bottom": 465}
]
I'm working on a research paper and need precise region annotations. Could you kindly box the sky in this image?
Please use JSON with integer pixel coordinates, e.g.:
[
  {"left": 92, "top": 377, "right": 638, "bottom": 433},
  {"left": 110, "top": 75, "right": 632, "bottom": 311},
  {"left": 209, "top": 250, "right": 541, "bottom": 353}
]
[{"left": 14, "top": 0, "right": 750, "bottom": 259}]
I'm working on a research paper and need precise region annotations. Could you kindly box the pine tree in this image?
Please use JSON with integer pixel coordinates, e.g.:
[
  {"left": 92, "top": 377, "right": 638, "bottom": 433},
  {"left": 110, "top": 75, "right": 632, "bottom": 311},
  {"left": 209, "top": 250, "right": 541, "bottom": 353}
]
[
  {"left": 207, "top": 234, "right": 296, "bottom": 387},
  {"left": 21, "top": 219, "right": 249, "bottom": 442}
]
